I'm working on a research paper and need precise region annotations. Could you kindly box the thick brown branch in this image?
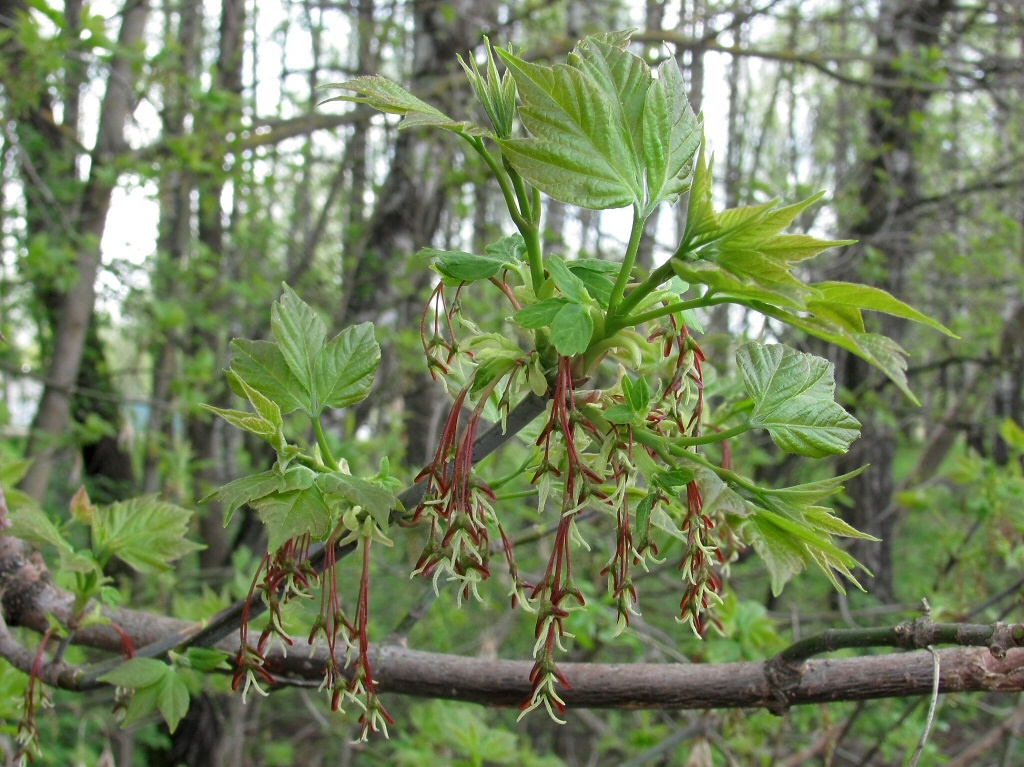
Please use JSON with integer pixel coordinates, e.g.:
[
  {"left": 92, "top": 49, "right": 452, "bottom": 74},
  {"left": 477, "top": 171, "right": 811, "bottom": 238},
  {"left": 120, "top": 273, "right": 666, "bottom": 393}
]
[{"left": 4, "top": 534, "right": 1024, "bottom": 712}]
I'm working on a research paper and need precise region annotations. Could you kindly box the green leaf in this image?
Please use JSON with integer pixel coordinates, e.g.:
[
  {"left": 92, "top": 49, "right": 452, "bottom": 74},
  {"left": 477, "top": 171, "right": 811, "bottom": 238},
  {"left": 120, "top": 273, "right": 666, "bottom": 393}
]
[
  {"left": 204, "top": 466, "right": 316, "bottom": 525},
  {"left": 514, "top": 298, "right": 569, "bottom": 328},
  {"left": 99, "top": 657, "right": 168, "bottom": 688},
  {"left": 271, "top": 284, "right": 326, "bottom": 396},
  {"left": 679, "top": 138, "right": 718, "bottom": 246},
  {"left": 484, "top": 233, "right": 527, "bottom": 262},
  {"left": 181, "top": 647, "right": 231, "bottom": 672},
  {"left": 98, "top": 659, "right": 190, "bottom": 734},
  {"left": 229, "top": 339, "right": 308, "bottom": 415},
  {"left": 744, "top": 512, "right": 810, "bottom": 596},
  {"left": 651, "top": 468, "right": 695, "bottom": 492},
  {"left": 623, "top": 375, "right": 650, "bottom": 414},
  {"left": 229, "top": 372, "right": 284, "bottom": 430},
  {"left": 157, "top": 672, "right": 190, "bottom": 733},
  {"left": 808, "top": 281, "right": 957, "bottom": 337},
  {"left": 316, "top": 472, "right": 399, "bottom": 531},
  {"left": 7, "top": 503, "right": 73, "bottom": 556},
  {"left": 635, "top": 493, "right": 656, "bottom": 537},
  {"left": 736, "top": 342, "right": 861, "bottom": 458},
  {"left": 750, "top": 303, "right": 920, "bottom": 404},
  {"left": 757, "top": 468, "right": 865, "bottom": 509},
  {"left": 571, "top": 269, "right": 614, "bottom": 307},
  {"left": 757, "top": 234, "right": 857, "bottom": 263},
  {"left": 727, "top": 192, "right": 826, "bottom": 245},
  {"left": 200, "top": 405, "right": 277, "bottom": 441},
  {"left": 422, "top": 247, "right": 511, "bottom": 285},
  {"left": 744, "top": 506, "right": 864, "bottom": 595},
  {"left": 545, "top": 256, "right": 588, "bottom": 303},
  {"left": 549, "top": 302, "right": 594, "bottom": 356},
  {"left": 458, "top": 38, "right": 517, "bottom": 138},
  {"left": 251, "top": 485, "right": 334, "bottom": 552},
  {"left": 672, "top": 259, "right": 812, "bottom": 309},
  {"left": 313, "top": 322, "right": 380, "bottom": 414},
  {"left": 91, "top": 497, "right": 204, "bottom": 573},
  {"left": 603, "top": 403, "right": 636, "bottom": 424},
  {"left": 496, "top": 37, "right": 646, "bottom": 209},
  {"left": 641, "top": 56, "right": 701, "bottom": 214},
  {"left": 323, "top": 75, "right": 468, "bottom": 133}
]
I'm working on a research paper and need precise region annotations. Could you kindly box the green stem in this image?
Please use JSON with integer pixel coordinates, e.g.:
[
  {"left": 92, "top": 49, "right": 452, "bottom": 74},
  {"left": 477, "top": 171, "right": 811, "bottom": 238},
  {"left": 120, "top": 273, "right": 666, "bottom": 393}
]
[
  {"left": 467, "top": 137, "right": 544, "bottom": 293},
  {"left": 623, "top": 294, "right": 733, "bottom": 326},
  {"left": 312, "top": 417, "right": 340, "bottom": 472},
  {"left": 673, "top": 422, "right": 750, "bottom": 447},
  {"left": 508, "top": 161, "right": 533, "bottom": 222},
  {"left": 609, "top": 260, "right": 676, "bottom": 332},
  {"left": 606, "top": 206, "right": 646, "bottom": 322}
]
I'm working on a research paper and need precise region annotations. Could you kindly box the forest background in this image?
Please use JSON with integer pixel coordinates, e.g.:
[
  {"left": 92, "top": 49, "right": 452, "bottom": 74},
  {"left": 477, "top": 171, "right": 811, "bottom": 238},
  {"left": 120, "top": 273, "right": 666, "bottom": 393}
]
[{"left": 1, "top": 0, "right": 1023, "bottom": 764}]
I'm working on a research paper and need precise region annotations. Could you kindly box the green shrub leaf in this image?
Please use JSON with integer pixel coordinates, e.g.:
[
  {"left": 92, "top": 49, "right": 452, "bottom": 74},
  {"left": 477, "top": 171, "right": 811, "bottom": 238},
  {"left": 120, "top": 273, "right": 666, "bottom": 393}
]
[
  {"left": 91, "top": 497, "right": 204, "bottom": 573},
  {"left": 313, "top": 321, "right": 380, "bottom": 414},
  {"left": 737, "top": 342, "right": 860, "bottom": 458}
]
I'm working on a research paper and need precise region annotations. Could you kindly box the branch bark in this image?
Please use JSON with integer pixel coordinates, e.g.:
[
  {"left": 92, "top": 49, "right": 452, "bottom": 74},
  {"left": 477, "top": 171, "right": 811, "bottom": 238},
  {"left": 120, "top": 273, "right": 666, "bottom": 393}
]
[{"left": 3, "top": 528, "right": 1024, "bottom": 713}]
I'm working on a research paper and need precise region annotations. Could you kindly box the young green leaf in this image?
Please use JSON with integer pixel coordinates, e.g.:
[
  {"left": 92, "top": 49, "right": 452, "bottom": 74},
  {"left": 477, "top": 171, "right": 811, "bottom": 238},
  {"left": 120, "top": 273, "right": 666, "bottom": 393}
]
[
  {"left": 98, "top": 658, "right": 190, "bottom": 733},
  {"left": 316, "top": 472, "right": 399, "bottom": 532},
  {"left": 458, "top": 38, "right": 517, "bottom": 138},
  {"left": 496, "top": 38, "right": 646, "bottom": 209},
  {"left": 313, "top": 322, "right": 380, "bottom": 414},
  {"left": 677, "top": 138, "right": 718, "bottom": 249},
  {"left": 91, "top": 497, "right": 204, "bottom": 573},
  {"left": 484, "top": 233, "right": 527, "bottom": 262},
  {"left": 229, "top": 339, "right": 309, "bottom": 415},
  {"left": 757, "top": 305, "right": 921, "bottom": 404},
  {"left": 200, "top": 405, "right": 278, "bottom": 442},
  {"left": 99, "top": 657, "right": 168, "bottom": 688},
  {"left": 229, "top": 371, "right": 284, "bottom": 430},
  {"left": 672, "top": 259, "right": 812, "bottom": 310},
  {"left": 204, "top": 466, "right": 317, "bottom": 525},
  {"left": 641, "top": 56, "right": 701, "bottom": 214},
  {"left": 271, "top": 284, "right": 327, "bottom": 396},
  {"left": 514, "top": 298, "right": 570, "bottom": 328},
  {"left": 603, "top": 403, "right": 637, "bottom": 424},
  {"left": 545, "top": 256, "right": 588, "bottom": 303},
  {"left": 736, "top": 342, "right": 861, "bottom": 458},
  {"left": 422, "top": 247, "right": 512, "bottom": 285},
  {"left": 549, "top": 302, "right": 594, "bottom": 356},
  {"left": 744, "top": 506, "right": 864, "bottom": 595},
  {"left": 743, "top": 512, "right": 813, "bottom": 596},
  {"left": 251, "top": 485, "right": 335, "bottom": 553},
  {"left": 322, "top": 75, "right": 475, "bottom": 134},
  {"left": 623, "top": 375, "right": 650, "bottom": 414},
  {"left": 808, "top": 281, "right": 957, "bottom": 337}
]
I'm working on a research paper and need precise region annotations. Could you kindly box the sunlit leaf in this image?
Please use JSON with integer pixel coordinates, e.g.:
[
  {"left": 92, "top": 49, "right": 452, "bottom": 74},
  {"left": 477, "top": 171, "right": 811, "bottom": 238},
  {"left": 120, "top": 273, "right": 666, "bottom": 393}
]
[
  {"left": 641, "top": 56, "right": 701, "bottom": 213},
  {"left": 496, "top": 37, "right": 646, "bottom": 209},
  {"left": 736, "top": 342, "right": 861, "bottom": 458},
  {"left": 91, "top": 497, "right": 204, "bottom": 573},
  {"left": 313, "top": 322, "right": 380, "bottom": 413},
  {"left": 271, "top": 284, "right": 326, "bottom": 396},
  {"left": 229, "top": 339, "right": 308, "bottom": 415}
]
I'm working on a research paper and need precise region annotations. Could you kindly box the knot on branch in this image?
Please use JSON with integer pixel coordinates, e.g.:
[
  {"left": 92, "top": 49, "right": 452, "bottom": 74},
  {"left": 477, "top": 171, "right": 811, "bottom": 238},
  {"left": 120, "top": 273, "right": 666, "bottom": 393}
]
[
  {"left": 763, "top": 654, "right": 803, "bottom": 714},
  {"left": 985, "top": 622, "right": 1024, "bottom": 659},
  {"left": 893, "top": 616, "right": 940, "bottom": 650},
  {"left": 0, "top": 538, "right": 51, "bottom": 626}
]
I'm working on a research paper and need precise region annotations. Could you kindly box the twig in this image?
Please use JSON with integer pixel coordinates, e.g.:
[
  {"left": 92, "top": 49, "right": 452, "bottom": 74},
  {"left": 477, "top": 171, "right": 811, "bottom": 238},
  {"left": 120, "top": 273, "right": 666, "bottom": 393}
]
[{"left": 905, "top": 646, "right": 940, "bottom": 767}]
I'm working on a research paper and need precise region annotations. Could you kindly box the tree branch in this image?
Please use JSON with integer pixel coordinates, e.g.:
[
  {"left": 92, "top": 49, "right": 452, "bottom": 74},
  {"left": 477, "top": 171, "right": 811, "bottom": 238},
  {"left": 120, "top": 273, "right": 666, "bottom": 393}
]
[{"left": 3, "top": 532, "right": 1024, "bottom": 713}]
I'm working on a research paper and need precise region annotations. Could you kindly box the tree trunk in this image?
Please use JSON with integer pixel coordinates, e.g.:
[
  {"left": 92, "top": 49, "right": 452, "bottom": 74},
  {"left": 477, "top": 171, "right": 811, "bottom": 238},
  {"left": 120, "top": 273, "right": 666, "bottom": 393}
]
[
  {"left": 833, "top": 0, "right": 956, "bottom": 601},
  {"left": 342, "top": 0, "right": 494, "bottom": 470},
  {"left": 16, "top": 0, "right": 151, "bottom": 503}
]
